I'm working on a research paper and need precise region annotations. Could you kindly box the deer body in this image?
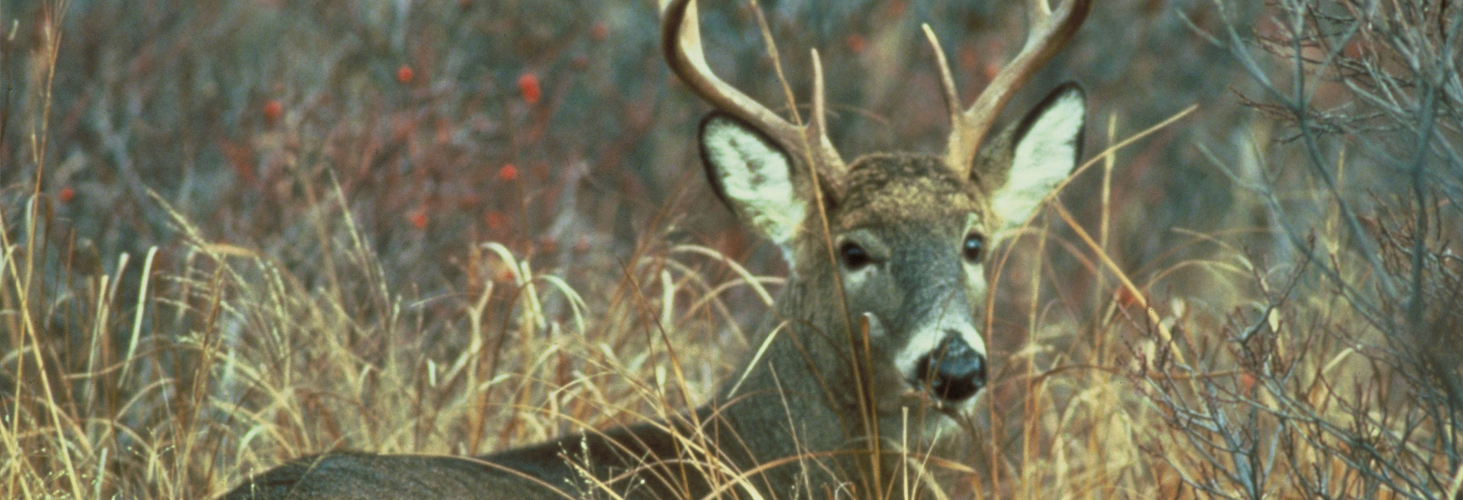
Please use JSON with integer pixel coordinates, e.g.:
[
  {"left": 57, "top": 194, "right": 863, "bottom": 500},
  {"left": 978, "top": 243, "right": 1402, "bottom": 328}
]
[{"left": 223, "top": 0, "right": 1090, "bottom": 498}]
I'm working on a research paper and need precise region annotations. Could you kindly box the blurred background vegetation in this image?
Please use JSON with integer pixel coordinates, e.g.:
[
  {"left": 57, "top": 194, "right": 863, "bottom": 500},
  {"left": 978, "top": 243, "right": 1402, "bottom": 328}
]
[{"left": 2, "top": 0, "right": 1460, "bottom": 498}]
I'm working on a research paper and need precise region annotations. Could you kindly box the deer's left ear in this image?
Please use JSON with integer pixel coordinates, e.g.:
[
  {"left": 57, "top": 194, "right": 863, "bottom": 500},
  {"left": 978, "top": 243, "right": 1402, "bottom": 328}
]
[{"left": 988, "top": 83, "right": 1086, "bottom": 234}]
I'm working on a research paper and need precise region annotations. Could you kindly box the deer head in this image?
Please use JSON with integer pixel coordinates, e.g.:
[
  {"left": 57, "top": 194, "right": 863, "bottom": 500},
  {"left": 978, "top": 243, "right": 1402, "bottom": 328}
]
[{"left": 662, "top": 0, "right": 1090, "bottom": 449}]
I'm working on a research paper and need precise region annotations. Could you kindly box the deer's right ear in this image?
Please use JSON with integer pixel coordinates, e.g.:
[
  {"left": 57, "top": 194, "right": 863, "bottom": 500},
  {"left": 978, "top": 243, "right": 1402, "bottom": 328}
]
[{"left": 699, "top": 112, "right": 807, "bottom": 247}]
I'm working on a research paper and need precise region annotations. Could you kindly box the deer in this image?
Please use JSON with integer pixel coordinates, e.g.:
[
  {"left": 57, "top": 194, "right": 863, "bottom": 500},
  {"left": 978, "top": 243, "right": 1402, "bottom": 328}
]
[{"left": 222, "top": 0, "right": 1091, "bottom": 498}]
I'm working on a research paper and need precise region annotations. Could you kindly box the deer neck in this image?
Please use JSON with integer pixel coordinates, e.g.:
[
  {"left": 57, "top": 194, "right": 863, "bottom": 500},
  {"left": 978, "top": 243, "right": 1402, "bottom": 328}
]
[{"left": 708, "top": 271, "right": 865, "bottom": 459}]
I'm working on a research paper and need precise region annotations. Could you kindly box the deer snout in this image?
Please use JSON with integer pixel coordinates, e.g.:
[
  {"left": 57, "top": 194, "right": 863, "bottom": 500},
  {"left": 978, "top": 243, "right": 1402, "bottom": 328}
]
[{"left": 914, "top": 332, "right": 986, "bottom": 403}]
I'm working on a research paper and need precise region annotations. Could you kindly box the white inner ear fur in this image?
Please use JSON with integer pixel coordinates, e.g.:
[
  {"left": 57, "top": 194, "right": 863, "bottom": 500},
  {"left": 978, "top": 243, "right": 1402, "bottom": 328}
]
[
  {"left": 990, "top": 89, "right": 1085, "bottom": 236},
  {"left": 701, "top": 117, "right": 806, "bottom": 251}
]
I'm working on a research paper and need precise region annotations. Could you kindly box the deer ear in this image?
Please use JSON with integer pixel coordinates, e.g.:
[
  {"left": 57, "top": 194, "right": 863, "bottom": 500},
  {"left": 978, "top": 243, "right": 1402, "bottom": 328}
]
[
  {"left": 699, "top": 112, "right": 807, "bottom": 247},
  {"left": 988, "top": 83, "right": 1085, "bottom": 235}
]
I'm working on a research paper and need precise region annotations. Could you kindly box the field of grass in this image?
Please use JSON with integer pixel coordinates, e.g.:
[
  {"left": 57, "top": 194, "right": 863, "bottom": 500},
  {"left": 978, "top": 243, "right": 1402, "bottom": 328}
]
[{"left": 3, "top": 0, "right": 1461, "bottom": 498}]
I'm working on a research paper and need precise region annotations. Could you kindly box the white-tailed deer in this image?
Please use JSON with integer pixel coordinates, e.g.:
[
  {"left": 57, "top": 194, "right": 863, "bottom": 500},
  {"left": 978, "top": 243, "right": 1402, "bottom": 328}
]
[{"left": 223, "top": 0, "right": 1090, "bottom": 498}]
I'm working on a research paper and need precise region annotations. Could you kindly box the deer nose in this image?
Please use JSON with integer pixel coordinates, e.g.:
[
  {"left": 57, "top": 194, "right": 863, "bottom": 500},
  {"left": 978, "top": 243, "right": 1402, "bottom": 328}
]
[{"left": 915, "top": 332, "right": 986, "bottom": 403}]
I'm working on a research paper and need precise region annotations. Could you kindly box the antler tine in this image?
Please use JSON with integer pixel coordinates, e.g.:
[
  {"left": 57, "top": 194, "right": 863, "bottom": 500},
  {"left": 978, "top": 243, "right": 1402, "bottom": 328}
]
[
  {"left": 922, "top": 25, "right": 962, "bottom": 124},
  {"left": 660, "top": 0, "right": 845, "bottom": 176},
  {"left": 809, "top": 49, "right": 845, "bottom": 179},
  {"left": 942, "top": 0, "right": 1092, "bottom": 176}
]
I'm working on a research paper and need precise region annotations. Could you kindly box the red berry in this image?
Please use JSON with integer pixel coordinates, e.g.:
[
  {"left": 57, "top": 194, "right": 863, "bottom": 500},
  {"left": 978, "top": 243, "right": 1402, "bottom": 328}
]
[
  {"left": 497, "top": 164, "right": 519, "bottom": 182},
  {"left": 263, "top": 100, "right": 284, "bottom": 123},
  {"left": 517, "top": 72, "right": 541, "bottom": 105},
  {"left": 397, "top": 64, "right": 414, "bottom": 84}
]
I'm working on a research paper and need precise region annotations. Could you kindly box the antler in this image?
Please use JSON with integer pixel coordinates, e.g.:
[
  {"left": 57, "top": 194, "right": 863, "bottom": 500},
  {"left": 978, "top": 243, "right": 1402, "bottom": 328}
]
[
  {"left": 927, "top": 0, "right": 1092, "bottom": 176},
  {"left": 660, "top": 0, "right": 845, "bottom": 177}
]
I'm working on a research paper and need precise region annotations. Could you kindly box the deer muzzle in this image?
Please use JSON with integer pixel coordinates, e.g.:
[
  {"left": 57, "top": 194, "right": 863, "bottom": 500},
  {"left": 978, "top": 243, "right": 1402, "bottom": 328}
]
[{"left": 914, "top": 332, "right": 987, "bottom": 403}]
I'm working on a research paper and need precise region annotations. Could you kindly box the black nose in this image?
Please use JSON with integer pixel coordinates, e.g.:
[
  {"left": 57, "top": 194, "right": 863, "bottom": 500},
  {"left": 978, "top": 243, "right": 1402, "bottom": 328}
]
[{"left": 915, "top": 333, "right": 987, "bottom": 402}]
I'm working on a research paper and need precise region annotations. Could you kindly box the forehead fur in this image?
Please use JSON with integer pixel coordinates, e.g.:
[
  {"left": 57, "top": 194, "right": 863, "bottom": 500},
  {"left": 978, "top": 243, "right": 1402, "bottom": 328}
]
[{"left": 835, "top": 153, "right": 986, "bottom": 229}]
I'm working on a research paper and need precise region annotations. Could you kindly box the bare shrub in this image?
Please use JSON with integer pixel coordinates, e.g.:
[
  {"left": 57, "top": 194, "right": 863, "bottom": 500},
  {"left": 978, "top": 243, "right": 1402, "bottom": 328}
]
[{"left": 1136, "top": 0, "right": 1463, "bottom": 497}]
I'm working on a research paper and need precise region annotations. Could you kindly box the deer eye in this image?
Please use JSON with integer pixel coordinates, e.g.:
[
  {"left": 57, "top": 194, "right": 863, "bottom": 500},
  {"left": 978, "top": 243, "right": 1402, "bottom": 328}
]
[
  {"left": 839, "top": 241, "right": 873, "bottom": 270},
  {"left": 962, "top": 233, "right": 984, "bottom": 263}
]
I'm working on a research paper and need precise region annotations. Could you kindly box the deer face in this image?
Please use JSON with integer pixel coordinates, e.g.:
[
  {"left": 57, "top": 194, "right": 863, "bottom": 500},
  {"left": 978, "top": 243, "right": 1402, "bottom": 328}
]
[
  {"left": 830, "top": 154, "right": 998, "bottom": 417},
  {"left": 699, "top": 85, "right": 1086, "bottom": 431}
]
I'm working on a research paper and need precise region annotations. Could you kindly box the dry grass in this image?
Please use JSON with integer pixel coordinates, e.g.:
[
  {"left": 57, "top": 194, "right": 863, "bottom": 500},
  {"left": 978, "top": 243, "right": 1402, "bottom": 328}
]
[{"left": 3, "top": 0, "right": 1460, "bottom": 499}]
